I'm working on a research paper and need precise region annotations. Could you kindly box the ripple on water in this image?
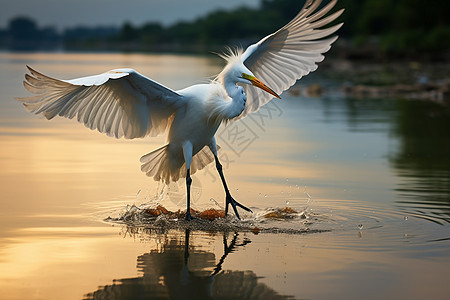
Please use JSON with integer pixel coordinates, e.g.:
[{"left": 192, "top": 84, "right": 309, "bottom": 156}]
[
  {"left": 300, "top": 198, "right": 450, "bottom": 253},
  {"left": 97, "top": 192, "right": 449, "bottom": 254}
]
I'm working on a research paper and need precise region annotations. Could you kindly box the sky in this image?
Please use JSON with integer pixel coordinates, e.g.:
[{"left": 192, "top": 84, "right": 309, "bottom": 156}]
[{"left": 0, "top": 0, "right": 261, "bottom": 30}]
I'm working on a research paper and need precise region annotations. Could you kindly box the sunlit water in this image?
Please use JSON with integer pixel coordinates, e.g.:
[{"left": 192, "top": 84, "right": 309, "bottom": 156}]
[{"left": 0, "top": 52, "right": 449, "bottom": 299}]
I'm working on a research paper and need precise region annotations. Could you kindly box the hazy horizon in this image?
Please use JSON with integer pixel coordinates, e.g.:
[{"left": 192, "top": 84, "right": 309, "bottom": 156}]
[{"left": 0, "top": 0, "right": 261, "bottom": 30}]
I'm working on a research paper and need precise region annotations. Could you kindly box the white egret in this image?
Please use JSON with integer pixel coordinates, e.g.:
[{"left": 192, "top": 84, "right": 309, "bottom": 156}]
[{"left": 16, "top": 0, "right": 343, "bottom": 220}]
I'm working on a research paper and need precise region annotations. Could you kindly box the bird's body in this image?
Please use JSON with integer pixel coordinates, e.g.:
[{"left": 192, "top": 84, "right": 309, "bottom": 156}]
[
  {"left": 140, "top": 80, "right": 246, "bottom": 184},
  {"left": 171, "top": 83, "right": 229, "bottom": 151},
  {"left": 146, "top": 83, "right": 225, "bottom": 182},
  {"left": 16, "top": 0, "right": 343, "bottom": 220}
]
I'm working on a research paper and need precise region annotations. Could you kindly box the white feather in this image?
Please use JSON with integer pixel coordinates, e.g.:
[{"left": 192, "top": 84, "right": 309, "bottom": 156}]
[
  {"left": 16, "top": 66, "right": 184, "bottom": 139},
  {"left": 239, "top": 0, "right": 343, "bottom": 117}
]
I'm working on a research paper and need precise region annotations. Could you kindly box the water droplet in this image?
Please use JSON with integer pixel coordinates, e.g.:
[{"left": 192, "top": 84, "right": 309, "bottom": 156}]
[
  {"left": 285, "top": 200, "right": 290, "bottom": 205},
  {"left": 404, "top": 216, "right": 408, "bottom": 221},
  {"left": 358, "top": 224, "right": 363, "bottom": 230},
  {"left": 264, "top": 194, "right": 267, "bottom": 198},
  {"left": 236, "top": 188, "right": 239, "bottom": 192}
]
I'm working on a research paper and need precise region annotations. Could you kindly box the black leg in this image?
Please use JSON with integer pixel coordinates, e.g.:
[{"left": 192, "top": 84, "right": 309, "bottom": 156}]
[
  {"left": 214, "top": 155, "right": 252, "bottom": 220},
  {"left": 185, "top": 169, "right": 193, "bottom": 221}
]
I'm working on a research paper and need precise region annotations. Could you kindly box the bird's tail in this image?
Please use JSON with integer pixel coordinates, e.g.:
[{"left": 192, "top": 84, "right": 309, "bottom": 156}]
[{"left": 140, "top": 144, "right": 217, "bottom": 184}]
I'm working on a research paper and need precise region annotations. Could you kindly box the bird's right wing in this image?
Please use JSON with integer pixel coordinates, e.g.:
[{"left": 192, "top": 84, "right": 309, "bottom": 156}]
[
  {"left": 240, "top": 0, "right": 343, "bottom": 117},
  {"left": 16, "top": 66, "right": 185, "bottom": 139}
]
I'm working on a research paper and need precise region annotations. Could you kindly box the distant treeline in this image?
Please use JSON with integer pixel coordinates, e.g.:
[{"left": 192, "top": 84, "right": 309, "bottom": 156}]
[{"left": 1, "top": 0, "right": 449, "bottom": 60}]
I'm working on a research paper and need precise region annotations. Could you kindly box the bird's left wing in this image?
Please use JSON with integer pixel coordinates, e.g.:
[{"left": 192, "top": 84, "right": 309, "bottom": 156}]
[
  {"left": 16, "top": 66, "right": 185, "bottom": 139},
  {"left": 240, "top": 0, "right": 343, "bottom": 117}
]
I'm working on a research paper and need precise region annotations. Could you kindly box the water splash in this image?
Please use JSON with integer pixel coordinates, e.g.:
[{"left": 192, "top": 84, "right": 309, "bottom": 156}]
[
  {"left": 105, "top": 199, "right": 323, "bottom": 235},
  {"left": 134, "top": 190, "right": 141, "bottom": 206},
  {"left": 304, "top": 187, "right": 313, "bottom": 207},
  {"left": 103, "top": 183, "right": 330, "bottom": 235},
  {"left": 210, "top": 198, "right": 223, "bottom": 209}
]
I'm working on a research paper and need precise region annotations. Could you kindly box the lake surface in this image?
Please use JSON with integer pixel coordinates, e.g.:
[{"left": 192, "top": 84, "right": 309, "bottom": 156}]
[{"left": 0, "top": 52, "right": 449, "bottom": 299}]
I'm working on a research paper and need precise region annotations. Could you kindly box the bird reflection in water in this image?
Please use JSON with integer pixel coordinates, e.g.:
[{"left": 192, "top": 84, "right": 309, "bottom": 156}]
[{"left": 84, "top": 230, "right": 291, "bottom": 299}]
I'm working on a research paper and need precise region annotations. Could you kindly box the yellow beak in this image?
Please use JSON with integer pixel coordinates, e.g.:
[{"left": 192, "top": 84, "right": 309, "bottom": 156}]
[{"left": 242, "top": 73, "right": 281, "bottom": 99}]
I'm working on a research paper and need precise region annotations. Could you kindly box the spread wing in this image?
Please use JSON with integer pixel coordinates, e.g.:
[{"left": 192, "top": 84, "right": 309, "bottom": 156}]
[
  {"left": 240, "top": 0, "right": 343, "bottom": 117},
  {"left": 16, "top": 66, "right": 185, "bottom": 139}
]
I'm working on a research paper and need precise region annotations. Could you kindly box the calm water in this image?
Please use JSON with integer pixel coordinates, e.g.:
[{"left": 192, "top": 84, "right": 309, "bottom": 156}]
[{"left": 0, "top": 52, "right": 449, "bottom": 299}]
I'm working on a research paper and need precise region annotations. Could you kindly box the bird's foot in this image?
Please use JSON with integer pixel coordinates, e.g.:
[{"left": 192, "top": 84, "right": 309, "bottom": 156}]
[{"left": 225, "top": 194, "right": 253, "bottom": 220}]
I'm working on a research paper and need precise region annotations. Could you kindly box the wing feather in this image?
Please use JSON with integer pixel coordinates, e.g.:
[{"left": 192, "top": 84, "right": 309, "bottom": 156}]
[
  {"left": 16, "top": 66, "right": 185, "bottom": 139},
  {"left": 240, "top": 0, "right": 343, "bottom": 117}
]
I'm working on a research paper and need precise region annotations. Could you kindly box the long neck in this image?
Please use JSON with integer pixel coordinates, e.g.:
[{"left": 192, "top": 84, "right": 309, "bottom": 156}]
[
  {"left": 208, "top": 75, "right": 245, "bottom": 123},
  {"left": 218, "top": 70, "right": 237, "bottom": 97}
]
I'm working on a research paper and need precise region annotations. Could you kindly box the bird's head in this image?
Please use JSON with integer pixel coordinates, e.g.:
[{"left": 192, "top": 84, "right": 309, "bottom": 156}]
[
  {"left": 239, "top": 71, "right": 281, "bottom": 99},
  {"left": 217, "top": 52, "right": 281, "bottom": 99}
]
